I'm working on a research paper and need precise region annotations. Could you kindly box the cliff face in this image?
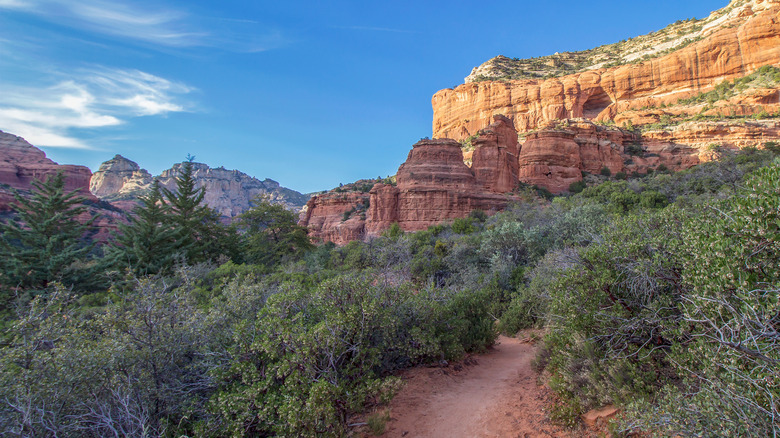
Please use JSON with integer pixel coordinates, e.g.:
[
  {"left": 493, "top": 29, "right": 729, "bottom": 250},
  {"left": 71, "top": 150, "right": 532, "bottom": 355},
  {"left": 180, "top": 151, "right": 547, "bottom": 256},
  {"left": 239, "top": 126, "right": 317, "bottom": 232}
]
[
  {"left": 432, "top": 0, "right": 780, "bottom": 140},
  {"left": 516, "top": 118, "right": 780, "bottom": 193},
  {"left": 90, "top": 157, "right": 310, "bottom": 218},
  {"left": 157, "top": 163, "right": 309, "bottom": 217},
  {"left": 0, "top": 131, "right": 96, "bottom": 207},
  {"left": 90, "top": 155, "right": 153, "bottom": 199},
  {"left": 0, "top": 131, "right": 124, "bottom": 240},
  {"left": 301, "top": 117, "right": 522, "bottom": 244}
]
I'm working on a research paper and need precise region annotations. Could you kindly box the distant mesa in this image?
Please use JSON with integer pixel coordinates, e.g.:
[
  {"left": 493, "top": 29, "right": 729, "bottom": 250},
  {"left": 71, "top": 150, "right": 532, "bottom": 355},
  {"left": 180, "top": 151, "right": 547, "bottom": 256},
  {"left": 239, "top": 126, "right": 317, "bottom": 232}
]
[{"left": 0, "top": 131, "right": 124, "bottom": 240}]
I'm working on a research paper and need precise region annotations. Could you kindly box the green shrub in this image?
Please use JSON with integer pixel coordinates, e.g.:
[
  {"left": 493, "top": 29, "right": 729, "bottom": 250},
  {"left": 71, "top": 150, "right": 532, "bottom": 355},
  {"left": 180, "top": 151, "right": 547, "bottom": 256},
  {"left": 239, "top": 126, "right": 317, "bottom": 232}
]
[
  {"left": 568, "top": 180, "right": 586, "bottom": 193},
  {"left": 451, "top": 217, "right": 476, "bottom": 235},
  {"left": 600, "top": 166, "right": 612, "bottom": 177}
]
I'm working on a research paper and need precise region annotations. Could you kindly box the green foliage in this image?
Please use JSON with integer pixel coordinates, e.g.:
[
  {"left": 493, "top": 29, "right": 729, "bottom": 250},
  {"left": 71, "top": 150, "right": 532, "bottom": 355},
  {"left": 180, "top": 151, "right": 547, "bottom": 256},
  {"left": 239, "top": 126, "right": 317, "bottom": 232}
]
[
  {"left": 3, "top": 144, "right": 780, "bottom": 435},
  {"left": 542, "top": 211, "right": 685, "bottom": 415},
  {"left": 161, "top": 158, "right": 238, "bottom": 264},
  {"left": 207, "top": 274, "right": 497, "bottom": 436},
  {"left": 236, "top": 196, "right": 313, "bottom": 267},
  {"left": 108, "top": 180, "right": 184, "bottom": 276},
  {"left": 568, "top": 180, "right": 586, "bottom": 193},
  {"left": 600, "top": 166, "right": 612, "bottom": 177},
  {"left": 0, "top": 173, "right": 99, "bottom": 310},
  {"left": 451, "top": 217, "right": 477, "bottom": 235},
  {"left": 662, "top": 165, "right": 780, "bottom": 435}
]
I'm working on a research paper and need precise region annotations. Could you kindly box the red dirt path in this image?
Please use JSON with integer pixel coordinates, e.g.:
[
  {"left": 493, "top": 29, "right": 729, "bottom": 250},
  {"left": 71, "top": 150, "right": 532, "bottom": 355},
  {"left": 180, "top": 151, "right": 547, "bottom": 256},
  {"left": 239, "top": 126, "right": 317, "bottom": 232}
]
[{"left": 372, "top": 335, "right": 582, "bottom": 438}]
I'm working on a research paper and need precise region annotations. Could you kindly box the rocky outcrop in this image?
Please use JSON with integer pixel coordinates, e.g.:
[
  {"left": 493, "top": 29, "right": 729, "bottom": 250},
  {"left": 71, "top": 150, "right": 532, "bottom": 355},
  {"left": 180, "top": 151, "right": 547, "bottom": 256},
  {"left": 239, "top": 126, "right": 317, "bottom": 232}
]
[
  {"left": 0, "top": 130, "right": 96, "bottom": 205},
  {"left": 299, "top": 193, "right": 369, "bottom": 245},
  {"left": 0, "top": 130, "right": 124, "bottom": 241},
  {"left": 156, "top": 163, "right": 309, "bottom": 217},
  {"left": 384, "top": 137, "right": 516, "bottom": 233},
  {"left": 517, "top": 118, "right": 780, "bottom": 193},
  {"left": 301, "top": 125, "right": 522, "bottom": 244},
  {"left": 90, "top": 157, "right": 310, "bottom": 218},
  {"left": 432, "top": 0, "right": 780, "bottom": 140},
  {"left": 90, "top": 155, "right": 152, "bottom": 198},
  {"left": 471, "top": 115, "right": 520, "bottom": 193}
]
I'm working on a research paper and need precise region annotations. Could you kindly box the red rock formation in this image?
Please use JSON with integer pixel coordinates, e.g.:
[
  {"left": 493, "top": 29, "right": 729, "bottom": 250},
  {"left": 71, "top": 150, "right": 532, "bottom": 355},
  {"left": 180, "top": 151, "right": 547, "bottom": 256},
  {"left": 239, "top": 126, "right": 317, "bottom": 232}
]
[
  {"left": 303, "top": 134, "right": 521, "bottom": 244},
  {"left": 517, "top": 119, "right": 780, "bottom": 193},
  {"left": 0, "top": 130, "right": 124, "bottom": 240},
  {"left": 298, "top": 192, "right": 369, "bottom": 245},
  {"left": 471, "top": 115, "right": 520, "bottom": 193},
  {"left": 518, "top": 130, "right": 584, "bottom": 194},
  {"left": 365, "top": 183, "right": 399, "bottom": 236},
  {"left": 0, "top": 131, "right": 96, "bottom": 202},
  {"left": 432, "top": 0, "right": 780, "bottom": 140},
  {"left": 383, "top": 138, "right": 517, "bottom": 233}
]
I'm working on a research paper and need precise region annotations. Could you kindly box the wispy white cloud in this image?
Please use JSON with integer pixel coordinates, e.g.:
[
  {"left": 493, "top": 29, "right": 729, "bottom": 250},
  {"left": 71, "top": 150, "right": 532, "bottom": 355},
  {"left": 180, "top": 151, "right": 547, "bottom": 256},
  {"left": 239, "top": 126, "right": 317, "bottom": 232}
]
[
  {"left": 0, "top": 0, "right": 287, "bottom": 51},
  {"left": 0, "top": 68, "right": 193, "bottom": 148}
]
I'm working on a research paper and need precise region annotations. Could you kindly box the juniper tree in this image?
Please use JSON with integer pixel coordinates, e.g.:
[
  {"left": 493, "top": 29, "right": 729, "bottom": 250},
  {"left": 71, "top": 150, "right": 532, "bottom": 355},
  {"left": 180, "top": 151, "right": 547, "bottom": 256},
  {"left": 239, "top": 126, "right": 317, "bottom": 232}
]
[{"left": 236, "top": 195, "right": 313, "bottom": 267}]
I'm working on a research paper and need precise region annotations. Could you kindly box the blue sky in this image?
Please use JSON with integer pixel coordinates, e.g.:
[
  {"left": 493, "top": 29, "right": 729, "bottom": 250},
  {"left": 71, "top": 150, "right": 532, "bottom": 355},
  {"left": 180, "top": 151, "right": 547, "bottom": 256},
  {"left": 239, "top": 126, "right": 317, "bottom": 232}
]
[{"left": 0, "top": 0, "right": 728, "bottom": 193}]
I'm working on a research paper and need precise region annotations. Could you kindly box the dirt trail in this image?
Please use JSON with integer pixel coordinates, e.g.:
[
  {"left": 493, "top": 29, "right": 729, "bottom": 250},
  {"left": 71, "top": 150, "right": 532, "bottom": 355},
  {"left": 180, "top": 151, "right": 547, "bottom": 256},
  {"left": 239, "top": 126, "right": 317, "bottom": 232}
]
[{"left": 376, "top": 335, "right": 575, "bottom": 438}]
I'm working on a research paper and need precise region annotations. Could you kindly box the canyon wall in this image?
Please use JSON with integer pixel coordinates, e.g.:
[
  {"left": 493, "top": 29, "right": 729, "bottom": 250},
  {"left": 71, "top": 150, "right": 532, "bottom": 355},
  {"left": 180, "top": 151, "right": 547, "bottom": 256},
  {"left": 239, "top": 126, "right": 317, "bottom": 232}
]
[{"left": 432, "top": 0, "right": 780, "bottom": 140}]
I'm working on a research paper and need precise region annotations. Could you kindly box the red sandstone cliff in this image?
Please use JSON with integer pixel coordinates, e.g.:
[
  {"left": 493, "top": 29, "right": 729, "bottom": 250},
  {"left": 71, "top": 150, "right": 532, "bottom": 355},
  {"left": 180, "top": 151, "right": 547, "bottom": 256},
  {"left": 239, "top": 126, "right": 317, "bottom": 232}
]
[
  {"left": 0, "top": 130, "right": 125, "bottom": 240},
  {"left": 303, "top": 0, "right": 780, "bottom": 244},
  {"left": 432, "top": 0, "right": 780, "bottom": 140},
  {"left": 0, "top": 131, "right": 96, "bottom": 207},
  {"left": 301, "top": 117, "right": 523, "bottom": 244}
]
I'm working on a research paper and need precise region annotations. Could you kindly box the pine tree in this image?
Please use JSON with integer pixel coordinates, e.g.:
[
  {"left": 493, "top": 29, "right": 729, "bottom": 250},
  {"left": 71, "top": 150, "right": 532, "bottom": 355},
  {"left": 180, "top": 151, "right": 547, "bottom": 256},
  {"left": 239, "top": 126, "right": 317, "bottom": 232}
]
[
  {"left": 0, "top": 173, "right": 96, "bottom": 310},
  {"left": 108, "top": 180, "right": 184, "bottom": 276}
]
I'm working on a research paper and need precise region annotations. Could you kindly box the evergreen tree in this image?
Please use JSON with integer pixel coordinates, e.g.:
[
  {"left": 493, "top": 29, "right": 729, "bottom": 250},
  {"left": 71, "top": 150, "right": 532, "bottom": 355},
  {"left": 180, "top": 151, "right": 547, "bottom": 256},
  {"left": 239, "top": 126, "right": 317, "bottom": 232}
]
[
  {"left": 108, "top": 180, "right": 184, "bottom": 276},
  {"left": 0, "top": 173, "right": 96, "bottom": 312},
  {"left": 161, "top": 157, "right": 237, "bottom": 264}
]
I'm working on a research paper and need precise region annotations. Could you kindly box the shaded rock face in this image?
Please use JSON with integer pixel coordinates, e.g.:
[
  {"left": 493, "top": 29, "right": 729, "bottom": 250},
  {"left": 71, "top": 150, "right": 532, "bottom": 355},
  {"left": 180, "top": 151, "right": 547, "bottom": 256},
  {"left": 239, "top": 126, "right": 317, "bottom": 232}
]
[
  {"left": 471, "top": 115, "right": 520, "bottom": 193},
  {"left": 0, "top": 131, "right": 96, "bottom": 205},
  {"left": 157, "top": 163, "right": 309, "bottom": 217},
  {"left": 90, "top": 158, "right": 310, "bottom": 218},
  {"left": 432, "top": 0, "right": 780, "bottom": 140},
  {"left": 517, "top": 118, "right": 780, "bottom": 193}
]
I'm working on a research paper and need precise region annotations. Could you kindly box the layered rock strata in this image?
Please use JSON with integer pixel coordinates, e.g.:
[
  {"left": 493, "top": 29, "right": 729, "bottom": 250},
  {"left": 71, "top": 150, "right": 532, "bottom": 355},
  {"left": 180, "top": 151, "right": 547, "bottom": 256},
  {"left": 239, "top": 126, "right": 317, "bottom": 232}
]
[
  {"left": 0, "top": 130, "right": 96, "bottom": 205},
  {"left": 517, "top": 118, "right": 780, "bottom": 193},
  {"left": 0, "top": 131, "right": 123, "bottom": 240},
  {"left": 301, "top": 114, "right": 780, "bottom": 243},
  {"left": 432, "top": 0, "right": 780, "bottom": 140},
  {"left": 301, "top": 117, "right": 523, "bottom": 244},
  {"left": 90, "top": 155, "right": 153, "bottom": 198}
]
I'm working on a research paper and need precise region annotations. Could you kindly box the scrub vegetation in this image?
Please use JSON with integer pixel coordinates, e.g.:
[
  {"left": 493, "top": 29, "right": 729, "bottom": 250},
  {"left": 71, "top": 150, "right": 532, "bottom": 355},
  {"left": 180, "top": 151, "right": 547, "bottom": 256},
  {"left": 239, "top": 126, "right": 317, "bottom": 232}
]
[{"left": 1, "top": 147, "right": 780, "bottom": 436}]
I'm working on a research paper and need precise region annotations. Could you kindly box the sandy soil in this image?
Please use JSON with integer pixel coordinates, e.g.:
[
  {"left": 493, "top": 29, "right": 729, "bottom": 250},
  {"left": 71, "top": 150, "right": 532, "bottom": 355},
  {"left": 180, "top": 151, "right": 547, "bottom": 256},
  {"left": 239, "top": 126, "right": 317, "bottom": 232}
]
[{"left": 369, "top": 335, "right": 579, "bottom": 438}]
